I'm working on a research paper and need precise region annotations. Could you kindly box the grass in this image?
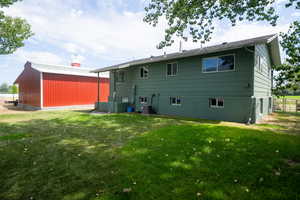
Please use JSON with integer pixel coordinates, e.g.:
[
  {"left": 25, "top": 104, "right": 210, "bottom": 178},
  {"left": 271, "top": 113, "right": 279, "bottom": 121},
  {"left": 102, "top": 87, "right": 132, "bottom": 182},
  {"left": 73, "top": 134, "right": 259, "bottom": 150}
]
[
  {"left": 278, "top": 96, "right": 300, "bottom": 100},
  {"left": 0, "top": 111, "right": 299, "bottom": 200}
]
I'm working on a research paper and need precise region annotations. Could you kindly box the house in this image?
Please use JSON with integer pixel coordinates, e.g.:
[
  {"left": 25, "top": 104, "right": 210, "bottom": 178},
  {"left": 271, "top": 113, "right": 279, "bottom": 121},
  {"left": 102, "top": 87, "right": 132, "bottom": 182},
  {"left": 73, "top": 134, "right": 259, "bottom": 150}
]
[
  {"left": 14, "top": 61, "right": 110, "bottom": 110},
  {"left": 92, "top": 34, "right": 281, "bottom": 123}
]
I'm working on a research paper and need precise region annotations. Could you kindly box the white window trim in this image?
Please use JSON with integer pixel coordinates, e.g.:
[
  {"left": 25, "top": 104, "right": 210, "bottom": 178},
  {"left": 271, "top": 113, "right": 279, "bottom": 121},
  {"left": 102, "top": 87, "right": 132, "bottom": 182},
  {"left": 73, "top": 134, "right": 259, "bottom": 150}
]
[
  {"left": 140, "top": 66, "right": 149, "bottom": 79},
  {"left": 170, "top": 96, "right": 182, "bottom": 106},
  {"left": 166, "top": 62, "right": 178, "bottom": 77},
  {"left": 202, "top": 54, "right": 235, "bottom": 73},
  {"left": 209, "top": 98, "right": 224, "bottom": 108}
]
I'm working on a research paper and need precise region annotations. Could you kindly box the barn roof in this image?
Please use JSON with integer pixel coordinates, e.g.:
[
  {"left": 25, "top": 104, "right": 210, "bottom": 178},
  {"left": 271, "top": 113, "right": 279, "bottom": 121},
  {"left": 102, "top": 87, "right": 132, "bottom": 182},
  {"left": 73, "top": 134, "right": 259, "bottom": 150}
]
[
  {"left": 29, "top": 62, "right": 109, "bottom": 78},
  {"left": 92, "top": 34, "right": 281, "bottom": 73},
  {"left": 14, "top": 62, "right": 109, "bottom": 84}
]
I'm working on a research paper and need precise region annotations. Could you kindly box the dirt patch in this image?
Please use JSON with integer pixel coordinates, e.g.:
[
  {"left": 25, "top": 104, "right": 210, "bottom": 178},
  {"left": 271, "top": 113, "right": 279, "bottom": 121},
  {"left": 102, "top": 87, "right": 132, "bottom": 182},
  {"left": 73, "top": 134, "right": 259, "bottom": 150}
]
[{"left": 257, "top": 113, "right": 300, "bottom": 135}]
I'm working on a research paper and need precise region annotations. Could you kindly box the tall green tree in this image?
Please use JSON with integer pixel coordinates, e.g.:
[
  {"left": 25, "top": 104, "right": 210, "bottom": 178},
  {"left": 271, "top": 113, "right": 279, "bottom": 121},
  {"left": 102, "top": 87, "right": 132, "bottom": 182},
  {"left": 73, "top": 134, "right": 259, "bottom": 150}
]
[
  {"left": 0, "top": 0, "right": 33, "bottom": 54},
  {"left": 144, "top": 0, "right": 299, "bottom": 48},
  {"left": 273, "top": 21, "right": 300, "bottom": 96},
  {"left": 9, "top": 84, "right": 18, "bottom": 100},
  {"left": 0, "top": 83, "right": 9, "bottom": 93}
]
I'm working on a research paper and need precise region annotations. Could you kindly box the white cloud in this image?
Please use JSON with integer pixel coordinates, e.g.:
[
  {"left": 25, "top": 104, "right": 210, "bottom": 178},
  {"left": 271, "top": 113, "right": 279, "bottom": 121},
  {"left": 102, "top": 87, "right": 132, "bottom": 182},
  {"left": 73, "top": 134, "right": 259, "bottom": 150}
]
[
  {"left": 14, "top": 49, "right": 64, "bottom": 64},
  {"left": 2, "top": 0, "right": 171, "bottom": 59},
  {"left": 70, "top": 9, "right": 83, "bottom": 18},
  {"left": 62, "top": 43, "right": 85, "bottom": 54},
  {"left": 1, "top": 0, "right": 293, "bottom": 67},
  {"left": 71, "top": 54, "right": 85, "bottom": 63},
  {"left": 210, "top": 22, "right": 290, "bottom": 45},
  {"left": 292, "top": 12, "right": 300, "bottom": 17}
]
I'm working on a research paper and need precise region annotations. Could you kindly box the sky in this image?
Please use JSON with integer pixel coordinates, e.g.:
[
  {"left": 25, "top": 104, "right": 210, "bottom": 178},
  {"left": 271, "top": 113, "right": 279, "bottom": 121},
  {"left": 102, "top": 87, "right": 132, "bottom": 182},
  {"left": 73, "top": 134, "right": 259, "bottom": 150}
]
[{"left": 0, "top": 0, "right": 299, "bottom": 84}]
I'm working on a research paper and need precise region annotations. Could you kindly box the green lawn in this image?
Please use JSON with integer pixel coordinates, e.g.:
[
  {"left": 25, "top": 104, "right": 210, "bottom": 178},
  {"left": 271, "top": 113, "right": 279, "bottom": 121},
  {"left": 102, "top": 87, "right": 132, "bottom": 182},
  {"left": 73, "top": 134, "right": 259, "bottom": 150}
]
[
  {"left": 0, "top": 111, "right": 299, "bottom": 200},
  {"left": 279, "top": 96, "right": 300, "bottom": 100}
]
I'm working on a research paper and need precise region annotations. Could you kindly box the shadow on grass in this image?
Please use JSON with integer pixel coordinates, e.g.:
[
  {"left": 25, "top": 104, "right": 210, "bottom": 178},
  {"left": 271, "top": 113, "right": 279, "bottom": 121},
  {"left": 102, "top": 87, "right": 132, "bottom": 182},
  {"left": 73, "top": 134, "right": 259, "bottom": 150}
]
[{"left": 0, "top": 113, "right": 299, "bottom": 200}]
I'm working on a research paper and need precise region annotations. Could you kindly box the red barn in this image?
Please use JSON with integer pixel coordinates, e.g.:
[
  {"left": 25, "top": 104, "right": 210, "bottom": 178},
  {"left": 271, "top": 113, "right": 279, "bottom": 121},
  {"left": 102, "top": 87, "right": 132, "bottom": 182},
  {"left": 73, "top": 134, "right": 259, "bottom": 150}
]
[{"left": 14, "top": 61, "right": 109, "bottom": 110}]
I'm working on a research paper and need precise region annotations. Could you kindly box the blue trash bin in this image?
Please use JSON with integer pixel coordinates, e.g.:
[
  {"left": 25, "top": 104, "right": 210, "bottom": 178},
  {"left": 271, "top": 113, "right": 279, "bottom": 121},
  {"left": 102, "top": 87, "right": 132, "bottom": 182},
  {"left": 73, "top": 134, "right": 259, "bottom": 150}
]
[{"left": 127, "top": 106, "right": 134, "bottom": 112}]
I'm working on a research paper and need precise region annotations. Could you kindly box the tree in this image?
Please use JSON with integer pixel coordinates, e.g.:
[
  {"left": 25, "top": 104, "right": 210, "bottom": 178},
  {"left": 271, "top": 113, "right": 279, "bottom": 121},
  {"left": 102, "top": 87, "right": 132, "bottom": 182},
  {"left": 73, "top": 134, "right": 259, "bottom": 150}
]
[
  {"left": 144, "top": 0, "right": 299, "bottom": 49},
  {"left": 273, "top": 21, "right": 300, "bottom": 96},
  {"left": 9, "top": 84, "right": 18, "bottom": 100},
  {"left": 0, "top": 83, "right": 9, "bottom": 93},
  {"left": 0, "top": 0, "right": 33, "bottom": 54}
]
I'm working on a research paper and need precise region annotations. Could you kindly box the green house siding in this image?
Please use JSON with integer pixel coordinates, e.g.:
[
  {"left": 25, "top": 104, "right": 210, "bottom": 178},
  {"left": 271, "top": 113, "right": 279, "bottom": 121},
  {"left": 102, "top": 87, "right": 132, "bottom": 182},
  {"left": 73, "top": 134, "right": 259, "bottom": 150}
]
[
  {"left": 253, "top": 44, "right": 273, "bottom": 122},
  {"left": 107, "top": 48, "right": 259, "bottom": 123},
  {"left": 254, "top": 44, "right": 272, "bottom": 97}
]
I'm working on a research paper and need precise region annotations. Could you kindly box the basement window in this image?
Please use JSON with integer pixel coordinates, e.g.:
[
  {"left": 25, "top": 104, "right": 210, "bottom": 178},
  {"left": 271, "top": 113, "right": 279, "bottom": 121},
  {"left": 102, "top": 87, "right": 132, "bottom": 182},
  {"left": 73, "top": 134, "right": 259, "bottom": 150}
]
[
  {"left": 170, "top": 97, "right": 181, "bottom": 106},
  {"left": 209, "top": 98, "right": 224, "bottom": 108},
  {"left": 140, "top": 66, "right": 149, "bottom": 79},
  {"left": 139, "top": 97, "right": 148, "bottom": 104},
  {"left": 122, "top": 97, "right": 129, "bottom": 103},
  {"left": 167, "top": 63, "right": 178, "bottom": 76}
]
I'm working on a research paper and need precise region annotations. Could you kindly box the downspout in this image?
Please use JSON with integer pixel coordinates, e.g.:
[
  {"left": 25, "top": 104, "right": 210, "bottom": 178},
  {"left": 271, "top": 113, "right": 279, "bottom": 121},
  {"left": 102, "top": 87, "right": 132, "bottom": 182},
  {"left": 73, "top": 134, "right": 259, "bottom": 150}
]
[
  {"left": 97, "top": 72, "right": 100, "bottom": 110},
  {"left": 246, "top": 45, "right": 255, "bottom": 124},
  {"left": 113, "top": 70, "right": 117, "bottom": 102},
  {"left": 112, "top": 70, "right": 117, "bottom": 112},
  {"left": 247, "top": 96, "right": 255, "bottom": 125}
]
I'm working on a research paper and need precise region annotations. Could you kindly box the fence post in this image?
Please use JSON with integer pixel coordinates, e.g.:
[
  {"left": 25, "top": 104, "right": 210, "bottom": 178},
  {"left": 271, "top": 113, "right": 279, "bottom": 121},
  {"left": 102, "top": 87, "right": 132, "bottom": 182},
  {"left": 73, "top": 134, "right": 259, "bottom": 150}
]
[{"left": 284, "top": 98, "right": 287, "bottom": 112}]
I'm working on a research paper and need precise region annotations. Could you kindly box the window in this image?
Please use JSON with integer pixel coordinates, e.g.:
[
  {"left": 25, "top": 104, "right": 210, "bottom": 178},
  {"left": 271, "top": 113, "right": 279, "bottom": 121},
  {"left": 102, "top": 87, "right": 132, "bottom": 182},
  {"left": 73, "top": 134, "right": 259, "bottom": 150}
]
[
  {"left": 140, "top": 66, "right": 149, "bottom": 79},
  {"left": 170, "top": 97, "right": 181, "bottom": 106},
  {"left": 139, "top": 97, "right": 148, "bottom": 104},
  {"left": 203, "top": 55, "right": 235, "bottom": 72},
  {"left": 256, "top": 55, "right": 263, "bottom": 72},
  {"left": 116, "top": 71, "right": 125, "bottom": 82},
  {"left": 167, "top": 63, "right": 178, "bottom": 76},
  {"left": 122, "top": 97, "right": 129, "bottom": 103},
  {"left": 209, "top": 98, "right": 224, "bottom": 108},
  {"left": 218, "top": 55, "right": 235, "bottom": 71},
  {"left": 203, "top": 58, "right": 218, "bottom": 72}
]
